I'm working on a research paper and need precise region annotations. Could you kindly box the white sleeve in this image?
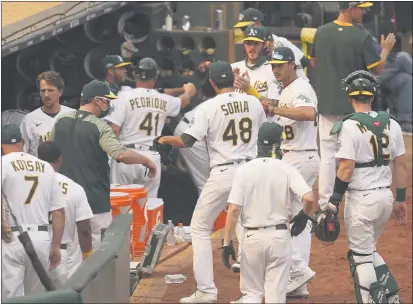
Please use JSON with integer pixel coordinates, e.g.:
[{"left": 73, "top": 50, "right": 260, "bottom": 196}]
[
  {"left": 391, "top": 120, "right": 406, "bottom": 158},
  {"left": 266, "top": 79, "right": 282, "bottom": 100},
  {"left": 227, "top": 167, "right": 246, "bottom": 207},
  {"left": 104, "top": 98, "right": 128, "bottom": 127},
  {"left": 277, "top": 36, "right": 304, "bottom": 64},
  {"left": 289, "top": 166, "right": 312, "bottom": 200},
  {"left": 74, "top": 186, "right": 94, "bottom": 222},
  {"left": 1, "top": 159, "right": 8, "bottom": 184},
  {"left": 335, "top": 125, "right": 356, "bottom": 161},
  {"left": 291, "top": 91, "right": 317, "bottom": 109},
  {"left": 167, "top": 95, "right": 182, "bottom": 117},
  {"left": 50, "top": 172, "right": 65, "bottom": 212},
  {"left": 20, "top": 116, "right": 30, "bottom": 153},
  {"left": 183, "top": 104, "right": 209, "bottom": 142}
]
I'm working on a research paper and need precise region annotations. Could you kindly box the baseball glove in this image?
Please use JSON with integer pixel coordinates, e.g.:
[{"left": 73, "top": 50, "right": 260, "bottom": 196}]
[
  {"left": 313, "top": 203, "right": 340, "bottom": 243},
  {"left": 150, "top": 136, "right": 174, "bottom": 166}
]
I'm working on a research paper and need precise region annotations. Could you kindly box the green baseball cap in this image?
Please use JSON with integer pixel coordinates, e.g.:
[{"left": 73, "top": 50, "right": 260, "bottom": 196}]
[
  {"left": 233, "top": 8, "right": 264, "bottom": 28},
  {"left": 102, "top": 55, "right": 132, "bottom": 70},
  {"left": 81, "top": 80, "right": 118, "bottom": 100},
  {"left": 267, "top": 47, "right": 296, "bottom": 64},
  {"left": 258, "top": 122, "right": 284, "bottom": 146},
  {"left": 2, "top": 124, "right": 22, "bottom": 144},
  {"left": 243, "top": 25, "right": 266, "bottom": 43},
  {"left": 208, "top": 61, "right": 234, "bottom": 83}
]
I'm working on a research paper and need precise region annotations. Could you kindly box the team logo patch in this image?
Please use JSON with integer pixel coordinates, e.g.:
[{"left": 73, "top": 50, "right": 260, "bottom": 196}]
[
  {"left": 296, "top": 93, "right": 311, "bottom": 103},
  {"left": 108, "top": 104, "right": 116, "bottom": 115},
  {"left": 374, "top": 121, "right": 380, "bottom": 127}
]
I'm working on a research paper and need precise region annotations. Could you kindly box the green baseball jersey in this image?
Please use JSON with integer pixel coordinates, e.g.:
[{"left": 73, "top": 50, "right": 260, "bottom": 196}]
[
  {"left": 50, "top": 110, "right": 127, "bottom": 214},
  {"left": 310, "top": 21, "right": 381, "bottom": 115}
]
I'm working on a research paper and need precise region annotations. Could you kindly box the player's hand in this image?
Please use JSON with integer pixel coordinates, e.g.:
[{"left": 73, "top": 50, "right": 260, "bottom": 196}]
[
  {"left": 220, "top": 240, "right": 236, "bottom": 270},
  {"left": 143, "top": 158, "right": 157, "bottom": 178},
  {"left": 233, "top": 67, "right": 240, "bottom": 75},
  {"left": 233, "top": 73, "right": 251, "bottom": 93},
  {"left": 49, "top": 246, "right": 61, "bottom": 271},
  {"left": 184, "top": 83, "right": 197, "bottom": 97},
  {"left": 393, "top": 202, "right": 407, "bottom": 225},
  {"left": 381, "top": 33, "right": 396, "bottom": 53}
]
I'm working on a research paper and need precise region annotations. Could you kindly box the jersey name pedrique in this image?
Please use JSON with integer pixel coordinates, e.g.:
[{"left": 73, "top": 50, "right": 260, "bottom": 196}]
[
  {"left": 20, "top": 106, "right": 74, "bottom": 156},
  {"left": 273, "top": 78, "right": 318, "bottom": 150},
  {"left": 184, "top": 92, "right": 267, "bottom": 168},
  {"left": 335, "top": 113, "right": 405, "bottom": 190},
  {"left": 53, "top": 173, "right": 94, "bottom": 244},
  {"left": 1, "top": 152, "right": 64, "bottom": 226},
  {"left": 104, "top": 88, "right": 181, "bottom": 147}
]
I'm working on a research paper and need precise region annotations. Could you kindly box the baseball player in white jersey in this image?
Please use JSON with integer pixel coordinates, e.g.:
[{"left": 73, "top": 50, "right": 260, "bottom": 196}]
[
  {"left": 37, "top": 141, "right": 94, "bottom": 285},
  {"left": 1, "top": 124, "right": 65, "bottom": 299},
  {"left": 221, "top": 122, "right": 315, "bottom": 303},
  {"left": 232, "top": 7, "right": 309, "bottom": 82},
  {"left": 315, "top": 71, "right": 406, "bottom": 303},
  {"left": 20, "top": 71, "right": 74, "bottom": 157},
  {"left": 234, "top": 46, "right": 319, "bottom": 297},
  {"left": 105, "top": 57, "right": 196, "bottom": 198},
  {"left": 152, "top": 61, "right": 267, "bottom": 303}
]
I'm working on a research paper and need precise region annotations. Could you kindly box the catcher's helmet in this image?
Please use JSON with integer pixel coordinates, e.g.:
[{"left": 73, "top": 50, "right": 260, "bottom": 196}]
[
  {"left": 341, "top": 70, "right": 380, "bottom": 99},
  {"left": 136, "top": 57, "right": 158, "bottom": 80}
]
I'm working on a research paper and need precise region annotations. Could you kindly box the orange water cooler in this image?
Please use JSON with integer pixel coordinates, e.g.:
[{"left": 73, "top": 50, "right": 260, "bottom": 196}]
[{"left": 144, "top": 198, "right": 164, "bottom": 244}]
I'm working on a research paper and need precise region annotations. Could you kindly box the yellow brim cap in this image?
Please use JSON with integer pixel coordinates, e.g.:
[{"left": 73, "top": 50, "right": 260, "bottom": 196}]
[
  {"left": 349, "top": 90, "right": 374, "bottom": 96},
  {"left": 267, "top": 60, "right": 289, "bottom": 64},
  {"left": 357, "top": 2, "right": 373, "bottom": 8},
  {"left": 113, "top": 62, "right": 132, "bottom": 68},
  {"left": 233, "top": 21, "right": 254, "bottom": 28},
  {"left": 243, "top": 37, "right": 264, "bottom": 43},
  {"left": 104, "top": 92, "right": 118, "bottom": 99}
]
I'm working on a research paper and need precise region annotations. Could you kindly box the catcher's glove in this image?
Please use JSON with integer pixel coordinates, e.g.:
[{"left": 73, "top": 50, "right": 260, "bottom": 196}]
[
  {"left": 313, "top": 193, "right": 342, "bottom": 243},
  {"left": 150, "top": 136, "right": 174, "bottom": 166}
]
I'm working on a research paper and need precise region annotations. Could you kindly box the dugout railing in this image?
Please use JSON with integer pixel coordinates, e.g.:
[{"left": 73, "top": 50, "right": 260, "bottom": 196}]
[{"left": 4, "top": 214, "right": 132, "bottom": 304}]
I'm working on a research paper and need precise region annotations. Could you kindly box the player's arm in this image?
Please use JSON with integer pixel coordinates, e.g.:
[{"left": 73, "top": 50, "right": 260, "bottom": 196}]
[
  {"left": 104, "top": 98, "right": 127, "bottom": 137},
  {"left": 365, "top": 34, "right": 396, "bottom": 74},
  {"left": 99, "top": 123, "right": 157, "bottom": 176},
  {"left": 269, "top": 105, "right": 316, "bottom": 121},
  {"left": 177, "top": 83, "right": 197, "bottom": 108},
  {"left": 158, "top": 86, "right": 185, "bottom": 97},
  {"left": 289, "top": 168, "right": 314, "bottom": 216},
  {"left": 74, "top": 187, "right": 93, "bottom": 259}
]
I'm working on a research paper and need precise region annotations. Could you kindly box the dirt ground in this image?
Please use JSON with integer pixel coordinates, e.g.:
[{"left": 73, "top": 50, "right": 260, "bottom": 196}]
[{"left": 141, "top": 136, "right": 413, "bottom": 303}]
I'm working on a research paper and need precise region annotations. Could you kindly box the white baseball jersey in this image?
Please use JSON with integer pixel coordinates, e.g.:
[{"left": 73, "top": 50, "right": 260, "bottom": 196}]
[
  {"left": 184, "top": 92, "right": 267, "bottom": 168},
  {"left": 20, "top": 106, "right": 74, "bottom": 157},
  {"left": 1, "top": 152, "right": 65, "bottom": 226},
  {"left": 272, "top": 34, "right": 308, "bottom": 81},
  {"left": 273, "top": 78, "right": 318, "bottom": 150},
  {"left": 20, "top": 105, "right": 75, "bottom": 156},
  {"left": 228, "top": 157, "right": 312, "bottom": 227},
  {"left": 335, "top": 113, "right": 405, "bottom": 190},
  {"left": 231, "top": 60, "right": 281, "bottom": 100},
  {"left": 104, "top": 88, "right": 181, "bottom": 146},
  {"left": 53, "top": 173, "right": 94, "bottom": 244}
]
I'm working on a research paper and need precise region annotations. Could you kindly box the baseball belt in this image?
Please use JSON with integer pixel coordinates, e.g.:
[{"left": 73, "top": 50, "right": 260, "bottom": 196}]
[
  {"left": 217, "top": 159, "right": 252, "bottom": 167},
  {"left": 348, "top": 186, "right": 390, "bottom": 192},
  {"left": 11, "top": 225, "right": 48, "bottom": 232},
  {"left": 282, "top": 149, "right": 317, "bottom": 153},
  {"left": 60, "top": 244, "right": 67, "bottom": 250},
  {"left": 125, "top": 143, "right": 150, "bottom": 150},
  {"left": 246, "top": 223, "right": 288, "bottom": 231},
  {"left": 182, "top": 117, "right": 190, "bottom": 124}
]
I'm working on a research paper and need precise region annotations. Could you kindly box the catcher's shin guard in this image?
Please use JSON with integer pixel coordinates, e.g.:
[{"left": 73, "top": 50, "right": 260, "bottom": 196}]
[
  {"left": 348, "top": 250, "right": 388, "bottom": 304},
  {"left": 373, "top": 252, "right": 400, "bottom": 302}
]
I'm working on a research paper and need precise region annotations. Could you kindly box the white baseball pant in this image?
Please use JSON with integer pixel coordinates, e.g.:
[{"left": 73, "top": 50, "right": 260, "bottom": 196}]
[
  {"left": 1, "top": 229, "right": 50, "bottom": 299},
  {"left": 240, "top": 227, "right": 292, "bottom": 303},
  {"left": 344, "top": 188, "right": 394, "bottom": 303},
  {"left": 90, "top": 212, "right": 112, "bottom": 252},
  {"left": 318, "top": 114, "right": 343, "bottom": 209},
  {"left": 110, "top": 148, "right": 162, "bottom": 198},
  {"left": 67, "top": 230, "right": 83, "bottom": 278},
  {"left": 174, "top": 118, "right": 210, "bottom": 195},
  {"left": 191, "top": 162, "right": 247, "bottom": 296},
  {"left": 282, "top": 150, "right": 319, "bottom": 278}
]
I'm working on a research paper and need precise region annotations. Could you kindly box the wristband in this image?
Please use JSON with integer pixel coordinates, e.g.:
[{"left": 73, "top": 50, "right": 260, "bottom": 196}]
[
  {"left": 82, "top": 249, "right": 92, "bottom": 260},
  {"left": 332, "top": 176, "right": 350, "bottom": 198},
  {"left": 157, "top": 88, "right": 165, "bottom": 94},
  {"left": 396, "top": 188, "right": 406, "bottom": 202},
  {"left": 247, "top": 87, "right": 262, "bottom": 99}
]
